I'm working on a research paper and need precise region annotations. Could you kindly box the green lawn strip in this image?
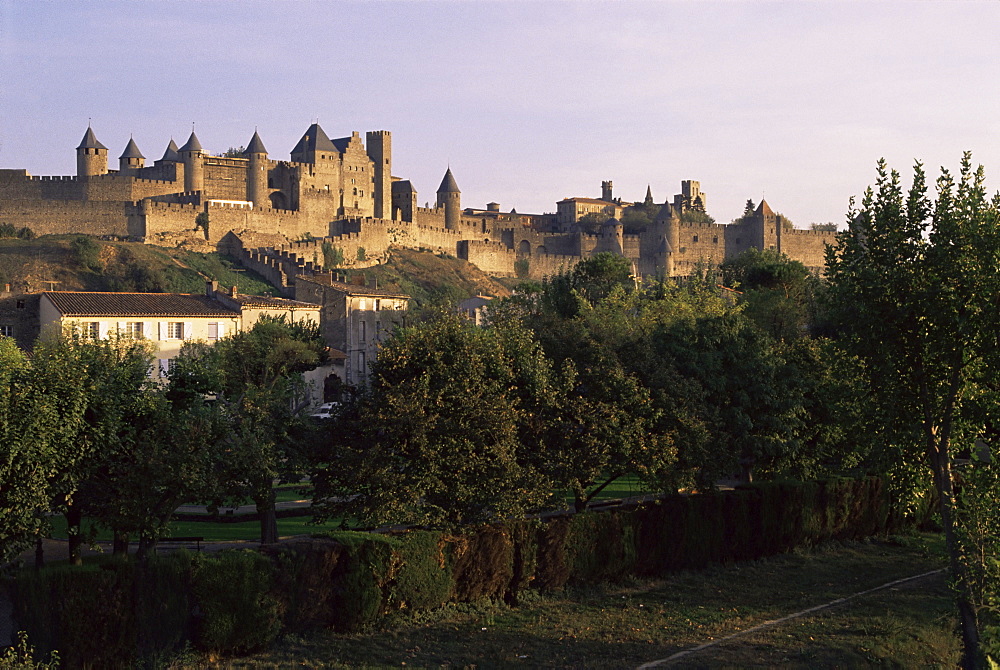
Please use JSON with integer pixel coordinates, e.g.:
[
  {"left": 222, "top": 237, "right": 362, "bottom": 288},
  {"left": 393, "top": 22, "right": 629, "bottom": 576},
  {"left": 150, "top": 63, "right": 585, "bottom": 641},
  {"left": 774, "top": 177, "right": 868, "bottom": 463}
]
[
  {"left": 233, "top": 534, "right": 954, "bottom": 669},
  {"left": 46, "top": 511, "right": 343, "bottom": 543}
]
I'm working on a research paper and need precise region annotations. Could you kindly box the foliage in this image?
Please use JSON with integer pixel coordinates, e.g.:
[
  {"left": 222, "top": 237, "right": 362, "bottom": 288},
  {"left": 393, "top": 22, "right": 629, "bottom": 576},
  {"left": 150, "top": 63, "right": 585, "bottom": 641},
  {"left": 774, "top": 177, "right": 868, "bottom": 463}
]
[
  {"left": 69, "top": 235, "right": 102, "bottom": 272},
  {"left": 356, "top": 246, "right": 367, "bottom": 262},
  {"left": 678, "top": 209, "right": 715, "bottom": 224},
  {"left": 313, "top": 311, "right": 552, "bottom": 528},
  {"left": 576, "top": 212, "right": 610, "bottom": 234},
  {"left": 514, "top": 256, "right": 529, "bottom": 278},
  {"left": 0, "top": 632, "right": 59, "bottom": 669},
  {"left": 0, "top": 223, "right": 34, "bottom": 240},
  {"left": 825, "top": 153, "right": 1000, "bottom": 666},
  {"left": 191, "top": 550, "right": 283, "bottom": 654},
  {"left": 321, "top": 241, "right": 344, "bottom": 269},
  {"left": 721, "top": 248, "right": 815, "bottom": 341},
  {"left": 171, "top": 316, "right": 328, "bottom": 543}
]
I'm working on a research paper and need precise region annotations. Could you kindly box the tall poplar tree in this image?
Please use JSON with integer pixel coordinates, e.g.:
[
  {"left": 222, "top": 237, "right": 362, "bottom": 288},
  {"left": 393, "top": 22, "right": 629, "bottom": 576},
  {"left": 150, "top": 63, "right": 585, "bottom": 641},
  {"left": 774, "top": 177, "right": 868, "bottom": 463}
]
[{"left": 826, "top": 154, "right": 1000, "bottom": 668}]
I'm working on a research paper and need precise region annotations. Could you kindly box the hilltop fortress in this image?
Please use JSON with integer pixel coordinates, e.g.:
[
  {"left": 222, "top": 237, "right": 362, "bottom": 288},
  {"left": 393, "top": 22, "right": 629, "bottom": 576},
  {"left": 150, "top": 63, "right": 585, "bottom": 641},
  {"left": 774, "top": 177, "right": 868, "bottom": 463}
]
[{"left": 0, "top": 124, "right": 836, "bottom": 291}]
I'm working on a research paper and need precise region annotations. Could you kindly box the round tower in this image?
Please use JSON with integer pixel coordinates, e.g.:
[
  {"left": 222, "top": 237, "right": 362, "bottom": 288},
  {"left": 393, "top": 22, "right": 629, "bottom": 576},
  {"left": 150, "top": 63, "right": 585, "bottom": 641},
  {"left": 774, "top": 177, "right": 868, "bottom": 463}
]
[
  {"left": 76, "top": 125, "right": 108, "bottom": 178},
  {"left": 654, "top": 201, "right": 680, "bottom": 276},
  {"left": 243, "top": 130, "right": 268, "bottom": 207},
  {"left": 179, "top": 131, "right": 204, "bottom": 193},
  {"left": 436, "top": 167, "right": 461, "bottom": 229},
  {"left": 118, "top": 137, "right": 145, "bottom": 175}
]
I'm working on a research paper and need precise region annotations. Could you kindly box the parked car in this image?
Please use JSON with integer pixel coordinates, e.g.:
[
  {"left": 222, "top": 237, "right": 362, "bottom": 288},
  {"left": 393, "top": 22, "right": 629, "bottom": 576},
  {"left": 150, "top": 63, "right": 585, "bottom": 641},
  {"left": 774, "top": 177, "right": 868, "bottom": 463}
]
[{"left": 309, "top": 402, "right": 340, "bottom": 419}]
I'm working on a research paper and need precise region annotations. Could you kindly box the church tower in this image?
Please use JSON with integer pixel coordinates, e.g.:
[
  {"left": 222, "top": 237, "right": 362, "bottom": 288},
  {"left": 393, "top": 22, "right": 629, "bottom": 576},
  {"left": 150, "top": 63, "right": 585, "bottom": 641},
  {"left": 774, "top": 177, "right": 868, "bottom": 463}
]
[
  {"left": 76, "top": 126, "right": 108, "bottom": 178},
  {"left": 243, "top": 130, "right": 268, "bottom": 207},
  {"left": 436, "top": 168, "right": 461, "bottom": 230}
]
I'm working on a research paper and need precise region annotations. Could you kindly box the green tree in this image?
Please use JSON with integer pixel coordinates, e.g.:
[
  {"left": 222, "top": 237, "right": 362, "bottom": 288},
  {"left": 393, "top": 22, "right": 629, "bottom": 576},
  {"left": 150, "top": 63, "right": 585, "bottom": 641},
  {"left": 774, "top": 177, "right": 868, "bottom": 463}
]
[
  {"left": 721, "top": 248, "right": 815, "bottom": 341},
  {"left": 171, "top": 316, "right": 327, "bottom": 544},
  {"left": 312, "top": 311, "right": 551, "bottom": 528},
  {"left": 576, "top": 212, "right": 610, "bottom": 234},
  {"left": 825, "top": 154, "right": 1000, "bottom": 667}
]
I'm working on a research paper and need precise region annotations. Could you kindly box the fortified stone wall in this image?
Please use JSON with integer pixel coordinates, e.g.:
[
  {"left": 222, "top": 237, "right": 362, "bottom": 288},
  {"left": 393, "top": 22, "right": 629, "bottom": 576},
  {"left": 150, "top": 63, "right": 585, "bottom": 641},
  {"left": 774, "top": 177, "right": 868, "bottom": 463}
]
[
  {"left": 778, "top": 228, "right": 837, "bottom": 272},
  {"left": 0, "top": 173, "right": 83, "bottom": 200},
  {"left": 0, "top": 200, "right": 131, "bottom": 237},
  {"left": 204, "top": 158, "right": 249, "bottom": 200},
  {"left": 458, "top": 240, "right": 516, "bottom": 276},
  {"left": 527, "top": 252, "right": 580, "bottom": 280}
]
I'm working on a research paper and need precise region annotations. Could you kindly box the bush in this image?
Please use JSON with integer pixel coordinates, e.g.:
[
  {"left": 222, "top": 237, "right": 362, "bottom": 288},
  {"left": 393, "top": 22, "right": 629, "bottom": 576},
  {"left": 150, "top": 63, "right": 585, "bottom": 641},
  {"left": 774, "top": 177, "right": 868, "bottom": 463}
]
[
  {"left": 12, "top": 558, "right": 137, "bottom": 668},
  {"left": 190, "top": 550, "right": 283, "bottom": 655},
  {"left": 392, "top": 531, "right": 454, "bottom": 610},
  {"left": 449, "top": 526, "right": 514, "bottom": 602},
  {"left": 0, "top": 632, "right": 59, "bottom": 669},
  {"left": 70, "top": 235, "right": 102, "bottom": 272}
]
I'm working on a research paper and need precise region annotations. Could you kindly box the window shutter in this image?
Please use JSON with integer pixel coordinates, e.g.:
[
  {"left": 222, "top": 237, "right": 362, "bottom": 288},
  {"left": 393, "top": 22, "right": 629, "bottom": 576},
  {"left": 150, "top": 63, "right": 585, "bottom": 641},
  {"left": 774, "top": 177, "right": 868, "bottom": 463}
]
[
  {"left": 97, "top": 322, "right": 108, "bottom": 339},
  {"left": 217, "top": 322, "right": 226, "bottom": 338},
  {"left": 118, "top": 321, "right": 127, "bottom": 333},
  {"left": 159, "top": 322, "right": 167, "bottom": 340},
  {"left": 183, "top": 322, "right": 193, "bottom": 340},
  {"left": 158, "top": 359, "right": 169, "bottom": 377}
]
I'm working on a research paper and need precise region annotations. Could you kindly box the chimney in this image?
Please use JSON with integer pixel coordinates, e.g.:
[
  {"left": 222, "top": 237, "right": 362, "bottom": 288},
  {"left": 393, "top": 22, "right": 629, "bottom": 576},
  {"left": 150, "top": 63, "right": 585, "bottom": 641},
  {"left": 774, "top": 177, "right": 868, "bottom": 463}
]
[
  {"left": 371, "top": 276, "right": 378, "bottom": 290},
  {"left": 3, "top": 284, "right": 9, "bottom": 293},
  {"left": 206, "top": 280, "right": 218, "bottom": 297},
  {"left": 230, "top": 285, "right": 238, "bottom": 298}
]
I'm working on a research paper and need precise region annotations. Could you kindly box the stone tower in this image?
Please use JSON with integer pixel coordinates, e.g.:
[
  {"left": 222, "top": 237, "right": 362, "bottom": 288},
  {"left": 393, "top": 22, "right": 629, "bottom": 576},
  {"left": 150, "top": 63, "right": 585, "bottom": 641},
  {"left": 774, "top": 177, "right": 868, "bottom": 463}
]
[
  {"left": 602, "top": 180, "right": 613, "bottom": 201},
  {"left": 754, "top": 199, "right": 780, "bottom": 250},
  {"left": 366, "top": 130, "right": 392, "bottom": 220},
  {"left": 179, "top": 131, "right": 204, "bottom": 193},
  {"left": 436, "top": 168, "right": 461, "bottom": 230},
  {"left": 76, "top": 126, "right": 108, "bottom": 179},
  {"left": 243, "top": 130, "right": 268, "bottom": 207},
  {"left": 118, "top": 137, "right": 144, "bottom": 175},
  {"left": 655, "top": 201, "right": 680, "bottom": 276}
]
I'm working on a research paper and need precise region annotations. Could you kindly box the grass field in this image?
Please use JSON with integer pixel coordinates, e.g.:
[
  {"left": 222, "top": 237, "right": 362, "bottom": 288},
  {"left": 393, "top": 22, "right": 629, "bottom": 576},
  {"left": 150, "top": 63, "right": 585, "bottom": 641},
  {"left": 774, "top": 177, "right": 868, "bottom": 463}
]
[
  {"left": 224, "top": 534, "right": 958, "bottom": 668},
  {"left": 46, "top": 475, "right": 655, "bottom": 544}
]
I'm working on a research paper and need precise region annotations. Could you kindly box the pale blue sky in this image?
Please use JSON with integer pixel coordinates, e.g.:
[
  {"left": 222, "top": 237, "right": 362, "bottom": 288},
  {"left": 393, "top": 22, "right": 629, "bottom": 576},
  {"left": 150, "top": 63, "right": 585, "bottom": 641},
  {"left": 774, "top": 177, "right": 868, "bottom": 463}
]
[{"left": 1, "top": 1, "right": 998, "bottom": 226}]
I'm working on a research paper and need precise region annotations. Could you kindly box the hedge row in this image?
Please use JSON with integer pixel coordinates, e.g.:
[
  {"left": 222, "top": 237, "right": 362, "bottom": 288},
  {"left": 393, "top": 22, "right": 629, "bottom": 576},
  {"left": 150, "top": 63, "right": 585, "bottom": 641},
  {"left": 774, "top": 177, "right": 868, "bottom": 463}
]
[{"left": 9, "top": 477, "right": 910, "bottom": 668}]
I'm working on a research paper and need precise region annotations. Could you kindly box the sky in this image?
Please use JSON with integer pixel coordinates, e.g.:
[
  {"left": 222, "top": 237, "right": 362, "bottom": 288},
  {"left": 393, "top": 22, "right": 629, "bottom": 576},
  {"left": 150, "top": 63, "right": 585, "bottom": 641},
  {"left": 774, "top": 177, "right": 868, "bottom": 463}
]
[{"left": 1, "top": 1, "right": 999, "bottom": 227}]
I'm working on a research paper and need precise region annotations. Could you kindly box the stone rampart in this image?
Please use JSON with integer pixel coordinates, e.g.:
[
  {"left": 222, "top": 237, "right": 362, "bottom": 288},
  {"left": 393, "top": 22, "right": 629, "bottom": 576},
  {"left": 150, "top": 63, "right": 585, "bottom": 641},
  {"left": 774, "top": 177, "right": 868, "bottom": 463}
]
[
  {"left": 459, "top": 240, "right": 516, "bottom": 276},
  {"left": 0, "top": 199, "right": 130, "bottom": 237}
]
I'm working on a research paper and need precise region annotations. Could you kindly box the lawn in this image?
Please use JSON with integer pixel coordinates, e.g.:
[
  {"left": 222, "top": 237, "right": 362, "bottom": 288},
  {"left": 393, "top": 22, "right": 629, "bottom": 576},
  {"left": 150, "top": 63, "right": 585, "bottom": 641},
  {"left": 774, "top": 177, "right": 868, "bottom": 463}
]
[{"left": 226, "top": 533, "right": 958, "bottom": 668}]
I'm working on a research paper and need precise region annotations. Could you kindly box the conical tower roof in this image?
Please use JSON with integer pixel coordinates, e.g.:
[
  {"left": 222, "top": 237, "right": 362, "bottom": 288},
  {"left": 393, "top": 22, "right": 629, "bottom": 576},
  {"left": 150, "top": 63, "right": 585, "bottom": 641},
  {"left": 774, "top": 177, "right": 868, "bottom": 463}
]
[
  {"left": 291, "top": 123, "right": 337, "bottom": 155},
  {"left": 160, "top": 139, "right": 180, "bottom": 162},
  {"left": 119, "top": 137, "right": 144, "bottom": 160},
  {"left": 179, "top": 131, "right": 203, "bottom": 153},
  {"left": 655, "top": 201, "right": 679, "bottom": 223},
  {"left": 77, "top": 126, "right": 107, "bottom": 151},
  {"left": 437, "top": 168, "right": 460, "bottom": 194},
  {"left": 644, "top": 185, "right": 654, "bottom": 205},
  {"left": 244, "top": 130, "right": 268, "bottom": 156},
  {"left": 755, "top": 200, "right": 775, "bottom": 217}
]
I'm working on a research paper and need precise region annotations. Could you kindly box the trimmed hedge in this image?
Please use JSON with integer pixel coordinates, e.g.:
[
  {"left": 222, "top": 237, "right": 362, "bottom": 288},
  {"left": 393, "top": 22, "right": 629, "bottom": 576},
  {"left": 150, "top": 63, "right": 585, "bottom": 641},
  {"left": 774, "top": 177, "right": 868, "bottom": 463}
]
[{"left": 8, "top": 477, "right": 912, "bottom": 667}]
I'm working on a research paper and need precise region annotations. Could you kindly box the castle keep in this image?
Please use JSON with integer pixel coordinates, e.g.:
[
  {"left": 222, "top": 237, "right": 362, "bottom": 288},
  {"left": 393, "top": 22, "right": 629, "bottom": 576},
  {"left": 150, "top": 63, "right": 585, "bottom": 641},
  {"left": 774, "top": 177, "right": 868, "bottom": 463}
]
[{"left": 0, "top": 123, "right": 837, "bottom": 288}]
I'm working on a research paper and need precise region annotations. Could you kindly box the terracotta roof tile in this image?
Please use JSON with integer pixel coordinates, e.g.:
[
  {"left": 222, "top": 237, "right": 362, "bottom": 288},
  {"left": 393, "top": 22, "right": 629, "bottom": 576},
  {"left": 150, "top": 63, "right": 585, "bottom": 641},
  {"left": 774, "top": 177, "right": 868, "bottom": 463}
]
[{"left": 44, "top": 292, "right": 238, "bottom": 318}]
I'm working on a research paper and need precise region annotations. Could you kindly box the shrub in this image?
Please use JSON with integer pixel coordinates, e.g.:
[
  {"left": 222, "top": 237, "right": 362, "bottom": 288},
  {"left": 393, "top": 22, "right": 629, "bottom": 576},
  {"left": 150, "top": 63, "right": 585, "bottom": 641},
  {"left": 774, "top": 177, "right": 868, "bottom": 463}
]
[
  {"left": 322, "top": 242, "right": 344, "bottom": 269},
  {"left": 70, "top": 235, "right": 102, "bottom": 271},
  {"left": 386, "top": 531, "right": 453, "bottom": 610},
  {"left": 322, "top": 532, "right": 397, "bottom": 632},
  {"left": 449, "top": 525, "right": 514, "bottom": 602},
  {"left": 190, "top": 550, "right": 283, "bottom": 655},
  {"left": 0, "top": 632, "right": 59, "bottom": 669}
]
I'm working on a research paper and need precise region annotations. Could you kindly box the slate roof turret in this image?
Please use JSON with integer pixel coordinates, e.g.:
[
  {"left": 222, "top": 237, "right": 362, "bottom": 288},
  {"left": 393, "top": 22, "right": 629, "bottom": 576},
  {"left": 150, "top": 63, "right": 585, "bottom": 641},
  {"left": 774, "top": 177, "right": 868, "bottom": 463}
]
[
  {"left": 179, "top": 131, "right": 203, "bottom": 153},
  {"left": 437, "top": 168, "right": 460, "bottom": 194},
  {"left": 244, "top": 130, "right": 268, "bottom": 156},
  {"left": 291, "top": 123, "right": 337, "bottom": 155},
  {"left": 77, "top": 126, "right": 107, "bottom": 151},
  {"left": 160, "top": 139, "right": 180, "bottom": 162},
  {"left": 119, "top": 137, "right": 144, "bottom": 160}
]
